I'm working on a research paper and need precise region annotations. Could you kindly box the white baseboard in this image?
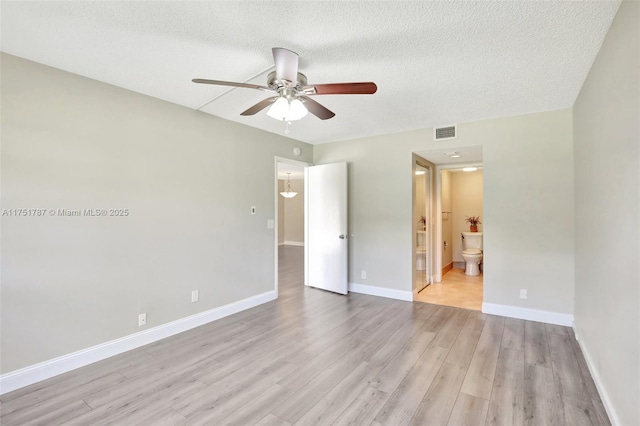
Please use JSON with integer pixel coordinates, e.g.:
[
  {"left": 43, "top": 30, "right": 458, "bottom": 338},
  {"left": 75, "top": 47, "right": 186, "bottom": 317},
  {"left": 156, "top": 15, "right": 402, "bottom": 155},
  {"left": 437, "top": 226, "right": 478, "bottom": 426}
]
[
  {"left": 283, "top": 241, "right": 304, "bottom": 247},
  {"left": 349, "top": 282, "right": 413, "bottom": 302},
  {"left": 573, "top": 327, "right": 618, "bottom": 425},
  {"left": 0, "top": 290, "right": 277, "bottom": 395},
  {"left": 482, "top": 302, "right": 573, "bottom": 326}
]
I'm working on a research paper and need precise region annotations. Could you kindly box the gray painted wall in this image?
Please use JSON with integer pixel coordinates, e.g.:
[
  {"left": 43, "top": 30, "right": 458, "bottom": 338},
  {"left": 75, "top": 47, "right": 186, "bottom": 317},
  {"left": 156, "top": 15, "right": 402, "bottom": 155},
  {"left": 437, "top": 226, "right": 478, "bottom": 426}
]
[
  {"left": 314, "top": 108, "right": 575, "bottom": 316},
  {"left": 573, "top": 1, "right": 640, "bottom": 424},
  {"left": 0, "top": 53, "right": 312, "bottom": 373}
]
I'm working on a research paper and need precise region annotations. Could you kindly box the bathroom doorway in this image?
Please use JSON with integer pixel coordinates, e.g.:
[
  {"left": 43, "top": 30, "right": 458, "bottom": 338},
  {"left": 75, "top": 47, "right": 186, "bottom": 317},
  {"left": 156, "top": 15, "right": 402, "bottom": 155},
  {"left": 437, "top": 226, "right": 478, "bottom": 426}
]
[
  {"left": 411, "top": 144, "right": 484, "bottom": 310},
  {"left": 415, "top": 165, "right": 484, "bottom": 310}
]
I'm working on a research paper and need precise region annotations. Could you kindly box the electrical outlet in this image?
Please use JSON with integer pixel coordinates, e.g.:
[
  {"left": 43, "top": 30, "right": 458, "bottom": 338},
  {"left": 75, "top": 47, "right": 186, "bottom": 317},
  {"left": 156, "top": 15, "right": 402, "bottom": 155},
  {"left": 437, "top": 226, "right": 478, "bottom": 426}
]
[
  {"left": 191, "top": 290, "right": 199, "bottom": 303},
  {"left": 361, "top": 270, "right": 367, "bottom": 279},
  {"left": 138, "top": 313, "right": 147, "bottom": 327},
  {"left": 520, "top": 289, "right": 528, "bottom": 299}
]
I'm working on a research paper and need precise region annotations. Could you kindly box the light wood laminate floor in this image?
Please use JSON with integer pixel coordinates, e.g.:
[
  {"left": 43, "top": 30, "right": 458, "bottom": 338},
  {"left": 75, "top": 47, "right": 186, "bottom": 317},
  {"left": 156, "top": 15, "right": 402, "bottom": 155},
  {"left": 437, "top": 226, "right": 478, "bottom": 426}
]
[
  {"left": 0, "top": 246, "right": 609, "bottom": 425},
  {"left": 415, "top": 268, "right": 483, "bottom": 311}
]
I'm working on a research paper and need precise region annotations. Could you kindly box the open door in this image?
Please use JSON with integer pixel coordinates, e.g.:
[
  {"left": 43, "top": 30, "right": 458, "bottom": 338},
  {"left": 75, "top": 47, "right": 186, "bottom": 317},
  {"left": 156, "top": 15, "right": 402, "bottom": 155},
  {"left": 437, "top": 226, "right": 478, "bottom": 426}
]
[
  {"left": 305, "top": 162, "right": 348, "bottom": 295},
  {"left": 415, "top": 163, "right": 431, "bottom": 292}
]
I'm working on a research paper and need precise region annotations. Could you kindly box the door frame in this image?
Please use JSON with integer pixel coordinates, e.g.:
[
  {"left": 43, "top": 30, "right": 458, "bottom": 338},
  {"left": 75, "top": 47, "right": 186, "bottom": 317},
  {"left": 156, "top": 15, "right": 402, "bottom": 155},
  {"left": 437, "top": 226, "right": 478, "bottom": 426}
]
[
  {"left": 412, "top": 155, "right": 436, "bottom": 299},
  {"left": 274, "top": 156, "right": 312, "bottom": 298}
]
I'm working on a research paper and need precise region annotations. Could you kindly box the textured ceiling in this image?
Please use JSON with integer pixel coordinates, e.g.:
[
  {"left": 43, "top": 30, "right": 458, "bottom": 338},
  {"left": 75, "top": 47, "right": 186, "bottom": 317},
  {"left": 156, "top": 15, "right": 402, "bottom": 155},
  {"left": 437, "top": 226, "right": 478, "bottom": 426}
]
[{"left": 1, "top": 1, "right": 620, "bottom": 145}]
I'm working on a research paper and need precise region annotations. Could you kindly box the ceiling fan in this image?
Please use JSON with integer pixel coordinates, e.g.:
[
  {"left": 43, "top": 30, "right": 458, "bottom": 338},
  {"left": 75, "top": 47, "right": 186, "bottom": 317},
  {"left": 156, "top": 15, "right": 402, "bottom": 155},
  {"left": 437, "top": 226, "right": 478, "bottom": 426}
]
[{"left": 193, "top": 47, "right": 377, "bottom": 122}]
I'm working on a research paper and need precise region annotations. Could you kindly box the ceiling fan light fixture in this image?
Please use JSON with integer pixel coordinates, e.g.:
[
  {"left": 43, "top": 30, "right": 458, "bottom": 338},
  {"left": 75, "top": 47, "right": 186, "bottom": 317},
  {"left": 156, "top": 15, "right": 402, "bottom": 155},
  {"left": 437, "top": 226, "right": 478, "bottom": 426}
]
[
  {"left": 267, "top": 97, "right": 308, "bottom": 121},
  {"left": 267, "top": 97, "right": 289, "bottom": 120},
  {"left": 288, "top": 99, "right": 308, "bottom": 120}
]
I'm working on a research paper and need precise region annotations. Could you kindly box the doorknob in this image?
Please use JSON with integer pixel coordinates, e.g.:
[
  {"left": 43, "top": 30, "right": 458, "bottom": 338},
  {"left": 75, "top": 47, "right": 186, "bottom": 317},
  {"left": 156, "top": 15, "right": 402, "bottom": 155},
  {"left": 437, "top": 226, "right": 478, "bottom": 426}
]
[{"left": 339, "top": 234, "right": 346, "bottom": 239}]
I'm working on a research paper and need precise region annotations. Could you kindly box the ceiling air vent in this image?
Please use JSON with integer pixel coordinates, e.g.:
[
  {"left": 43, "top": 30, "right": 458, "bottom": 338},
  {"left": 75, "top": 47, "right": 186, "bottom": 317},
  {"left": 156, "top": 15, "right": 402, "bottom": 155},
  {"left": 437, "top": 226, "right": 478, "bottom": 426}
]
[{"left": 434, "top": 125, "right": 457, "bottom": 140}]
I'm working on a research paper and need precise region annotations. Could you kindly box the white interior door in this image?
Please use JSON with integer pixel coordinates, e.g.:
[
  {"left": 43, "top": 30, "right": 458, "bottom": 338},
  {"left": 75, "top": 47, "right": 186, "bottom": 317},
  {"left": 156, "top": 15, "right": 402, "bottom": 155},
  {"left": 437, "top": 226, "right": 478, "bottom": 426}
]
[{"left": 305, "top": 162, "right": 348, "bottom": 295}]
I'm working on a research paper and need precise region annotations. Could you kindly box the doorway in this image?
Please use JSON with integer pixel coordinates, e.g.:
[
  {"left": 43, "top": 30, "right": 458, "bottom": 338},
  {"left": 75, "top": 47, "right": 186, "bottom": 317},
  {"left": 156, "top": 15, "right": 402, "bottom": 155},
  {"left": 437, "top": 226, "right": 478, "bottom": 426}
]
[
  {"left": 275, "top": 158, "right": 349, "bottom": 298},
  {"left": 416, "top": 165, "right": 484, "bottom": 310},
  {"left": 275, "top": 158, "right": 309, "bottom": 297},
  {"left": 411, "top": 145, "right": 484, "bottom": 310}
]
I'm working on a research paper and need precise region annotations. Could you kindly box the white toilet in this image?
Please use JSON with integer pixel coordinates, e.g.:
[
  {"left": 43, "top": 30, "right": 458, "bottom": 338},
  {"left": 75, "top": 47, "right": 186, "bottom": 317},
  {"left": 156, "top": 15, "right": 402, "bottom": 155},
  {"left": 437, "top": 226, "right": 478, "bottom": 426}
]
[{"left": 461, "top": 232, "right": 483, "bottom": 276}]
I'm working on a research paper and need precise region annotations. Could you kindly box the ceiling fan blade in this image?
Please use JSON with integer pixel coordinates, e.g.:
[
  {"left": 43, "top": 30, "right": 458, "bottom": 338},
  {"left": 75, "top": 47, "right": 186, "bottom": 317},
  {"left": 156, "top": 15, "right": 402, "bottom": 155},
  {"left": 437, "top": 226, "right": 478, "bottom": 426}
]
[
  {"left": 299, "top": 96, "right": 335, "bottom": 120},
  {"left": 304, "top": 82, "right": 377, "bottom": 95},
  {"left": 240, "top": 97, "right": 278, "bottom": 116},
  {"left": 272, "top": 47, "right": 299, "bottom": 83},
  {"left": 192, "top": 79, "right": 272, "bottom": 92}
]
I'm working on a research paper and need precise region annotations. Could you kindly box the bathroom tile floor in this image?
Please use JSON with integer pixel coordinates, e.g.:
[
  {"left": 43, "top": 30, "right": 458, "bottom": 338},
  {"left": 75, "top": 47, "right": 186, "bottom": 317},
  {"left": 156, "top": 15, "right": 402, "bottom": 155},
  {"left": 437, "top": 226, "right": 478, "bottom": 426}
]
[{"left": 415, "top": 268, "right": 483, "bottom": 310}]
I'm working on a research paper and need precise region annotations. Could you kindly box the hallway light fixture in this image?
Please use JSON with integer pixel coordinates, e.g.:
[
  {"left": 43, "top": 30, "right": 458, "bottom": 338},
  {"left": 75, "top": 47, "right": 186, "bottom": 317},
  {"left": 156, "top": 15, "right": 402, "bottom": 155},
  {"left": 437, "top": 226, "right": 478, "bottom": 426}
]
[
  {"left": 415, "top": 170, "right": 426, "bottom": 175},
  {"left": 463, "top": 167, "right": 478, "bottom": 172},
  {"left": 280, "top": 173, "right": 298, "bottom": 198}
]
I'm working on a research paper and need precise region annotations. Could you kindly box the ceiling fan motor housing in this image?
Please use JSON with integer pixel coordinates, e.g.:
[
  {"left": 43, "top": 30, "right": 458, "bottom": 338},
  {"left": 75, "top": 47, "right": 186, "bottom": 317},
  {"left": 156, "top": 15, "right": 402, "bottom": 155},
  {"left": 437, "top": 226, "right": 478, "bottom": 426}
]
[{"left": 267, "top": 71, "right": 307, "bottom": 92}]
